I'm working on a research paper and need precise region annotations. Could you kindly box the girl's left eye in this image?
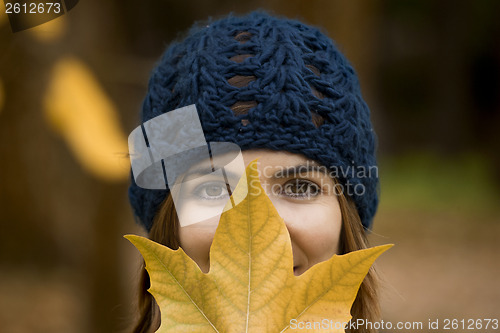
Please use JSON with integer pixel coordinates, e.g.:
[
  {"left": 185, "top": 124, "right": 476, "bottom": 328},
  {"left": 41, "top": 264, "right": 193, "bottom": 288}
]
[
  {"left": 280, "top": 179, "right": 321, "bottom": 199},
  {"left": 193, "top": 182, "right": 229, "bottom": 200}
]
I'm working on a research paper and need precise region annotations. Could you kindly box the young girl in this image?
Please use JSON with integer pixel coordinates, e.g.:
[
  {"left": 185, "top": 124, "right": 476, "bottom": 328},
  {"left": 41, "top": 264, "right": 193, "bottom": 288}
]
[{"left": 128, "top": 11, "right": 379, "bottom": 333}]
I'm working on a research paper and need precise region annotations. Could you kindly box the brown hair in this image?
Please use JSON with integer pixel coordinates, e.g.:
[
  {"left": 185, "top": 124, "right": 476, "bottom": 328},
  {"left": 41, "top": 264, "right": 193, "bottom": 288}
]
[{"left": 131, "top": 189, "right": 380, "bottom": 333}]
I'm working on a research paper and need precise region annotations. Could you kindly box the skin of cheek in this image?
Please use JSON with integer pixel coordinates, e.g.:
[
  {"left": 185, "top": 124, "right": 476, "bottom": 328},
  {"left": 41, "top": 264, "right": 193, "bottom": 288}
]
[
  {"left": 178, "top": 217, "right": 219, "bottom": 273},
  {"left": 269, "top": 196, "right": 342, "bottom": 275}
]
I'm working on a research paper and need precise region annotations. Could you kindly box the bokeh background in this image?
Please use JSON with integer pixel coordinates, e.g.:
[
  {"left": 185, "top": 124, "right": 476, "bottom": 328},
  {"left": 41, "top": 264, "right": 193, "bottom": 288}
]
[{"left": 1, "top": 1, "right": 499, "bottom": 332}]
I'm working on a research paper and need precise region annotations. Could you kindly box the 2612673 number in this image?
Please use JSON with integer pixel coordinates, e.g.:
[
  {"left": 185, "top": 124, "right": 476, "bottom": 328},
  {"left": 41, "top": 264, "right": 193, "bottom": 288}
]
[
  {"left": 443, "top": 319, "right": 499, "bottom": 330},
  {"left": 5, "top": 2, "right": 62, "bottom": 14}
]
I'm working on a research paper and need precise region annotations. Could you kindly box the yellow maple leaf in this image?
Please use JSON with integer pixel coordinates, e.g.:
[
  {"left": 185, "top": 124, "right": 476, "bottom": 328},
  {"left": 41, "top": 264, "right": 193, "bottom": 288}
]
[{"left": 126, "top": 160, "right": 391, "bottom": 332}]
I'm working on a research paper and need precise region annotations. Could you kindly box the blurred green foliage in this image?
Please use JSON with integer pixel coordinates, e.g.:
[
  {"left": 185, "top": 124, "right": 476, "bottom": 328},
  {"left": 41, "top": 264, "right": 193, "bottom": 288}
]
[{"left": 379, "top": 153, "right": 499, "bottom": 215}]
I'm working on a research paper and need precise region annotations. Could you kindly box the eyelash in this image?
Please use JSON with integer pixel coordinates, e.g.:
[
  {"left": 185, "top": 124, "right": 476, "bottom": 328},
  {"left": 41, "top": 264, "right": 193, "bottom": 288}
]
[
  {"left": 192, "top": 179, "right": 322, "bottom": 201},
  {"left": 193, "top": 181, "right": 230, "bottom": 201},
  {"left": 277, "top": 179, "right": 321, "bottom": 199}
]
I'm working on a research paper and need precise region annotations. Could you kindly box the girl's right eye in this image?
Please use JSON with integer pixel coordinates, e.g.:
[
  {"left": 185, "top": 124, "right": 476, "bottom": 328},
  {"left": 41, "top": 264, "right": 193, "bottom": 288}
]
[
  {"left": 193, "top": 181, "right": 230, "bottom": 201},
  {"left": 280, "top": 179, "right": 321, "bottom": 199}
]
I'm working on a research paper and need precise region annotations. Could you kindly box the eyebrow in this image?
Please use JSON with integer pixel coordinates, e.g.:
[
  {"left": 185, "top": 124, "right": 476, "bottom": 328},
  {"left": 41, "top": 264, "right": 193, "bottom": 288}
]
[
  {"left": 186, "top": 163, "right": 330, "bottom": 179},
  {"left": 273, "top": 164, "right": 329, "bottom": 178},
  {"left": 185, "top": 166, "right": 241, "bottom": 180}
]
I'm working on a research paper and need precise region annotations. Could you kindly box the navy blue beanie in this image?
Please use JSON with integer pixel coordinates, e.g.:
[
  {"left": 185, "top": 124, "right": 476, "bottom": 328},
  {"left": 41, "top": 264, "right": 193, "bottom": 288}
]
[{"left": 128, "top": 11, "right": 378, "bottom": 232}]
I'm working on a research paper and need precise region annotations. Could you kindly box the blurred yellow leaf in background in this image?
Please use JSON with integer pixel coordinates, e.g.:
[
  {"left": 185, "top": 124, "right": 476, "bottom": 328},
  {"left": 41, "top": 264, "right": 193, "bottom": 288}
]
[
  {"left": 44, "top": 57, "right": 129, "bottom": 182},
  {"left": 126, "top": 160, "right": 391, "bottom": 332}
]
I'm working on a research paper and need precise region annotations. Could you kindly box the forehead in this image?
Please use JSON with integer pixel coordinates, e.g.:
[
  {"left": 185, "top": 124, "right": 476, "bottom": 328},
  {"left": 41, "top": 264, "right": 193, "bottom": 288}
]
[
  {"left": 241, "top": 149, "right": 321, "bottom": 169},
  {"left": 180, "top": 148, "right": 325, "bottom": 184}
]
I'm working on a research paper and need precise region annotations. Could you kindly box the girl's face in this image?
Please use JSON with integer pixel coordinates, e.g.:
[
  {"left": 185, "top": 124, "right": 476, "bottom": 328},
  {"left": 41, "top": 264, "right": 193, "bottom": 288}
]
[{"left": 177, "top": 149, "right": 342, "bottom": 276}]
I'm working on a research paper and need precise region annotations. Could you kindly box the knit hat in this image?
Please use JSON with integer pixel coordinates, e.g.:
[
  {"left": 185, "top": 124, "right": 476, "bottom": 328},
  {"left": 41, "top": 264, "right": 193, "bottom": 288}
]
[{"left": 128, "top": 11, "right": 378, "bottom": 232}]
